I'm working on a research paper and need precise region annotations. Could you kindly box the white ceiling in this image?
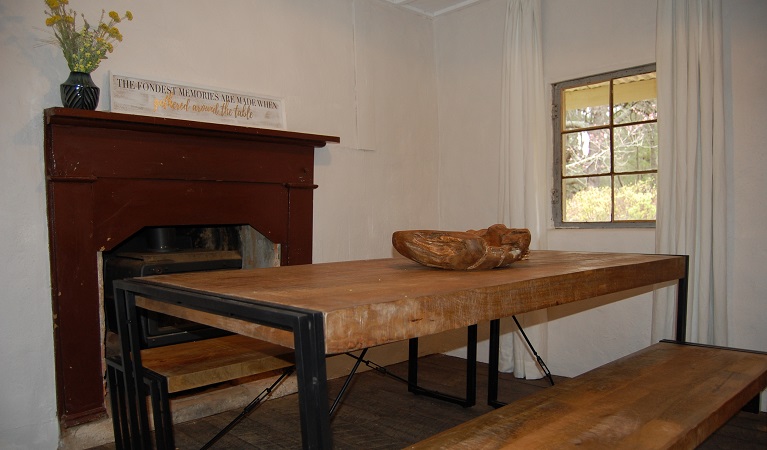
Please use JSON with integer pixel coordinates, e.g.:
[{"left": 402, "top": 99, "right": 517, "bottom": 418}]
[{"left": 385, "top": 0, "right": 487, "bottom": 17}]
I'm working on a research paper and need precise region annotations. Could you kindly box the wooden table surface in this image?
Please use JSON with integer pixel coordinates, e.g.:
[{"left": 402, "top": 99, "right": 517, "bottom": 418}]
[{"left": 134, "top": 250, "right": 686, "bottom": 354}]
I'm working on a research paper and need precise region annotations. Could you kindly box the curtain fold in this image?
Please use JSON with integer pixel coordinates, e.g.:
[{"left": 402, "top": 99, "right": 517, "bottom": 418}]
[
  {"left": 497, "top": 0, "right": 548, "bottom": 378},
  {"left": 653, "top": 0, "right": 728, "bottom": 345}
]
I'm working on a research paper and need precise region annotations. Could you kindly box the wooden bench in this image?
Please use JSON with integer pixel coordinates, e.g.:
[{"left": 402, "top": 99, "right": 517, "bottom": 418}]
[
  {"left": 407, "top": 341, "right": 767, "bottom": 449},
  {"left": 107, "top": 334, "right": 294, "bottom": 449}
]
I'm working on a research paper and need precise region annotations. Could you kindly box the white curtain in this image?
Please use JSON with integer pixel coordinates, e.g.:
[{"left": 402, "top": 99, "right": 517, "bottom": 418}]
[
  {"left": 497, "top": 0, "right": 548, "bottom": 378},
  {"left": 653, "top": 0, "right": 728, "bottom": 345}
]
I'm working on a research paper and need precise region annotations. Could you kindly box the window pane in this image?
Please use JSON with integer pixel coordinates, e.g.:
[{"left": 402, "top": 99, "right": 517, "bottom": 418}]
[
  {"left": 563, "top": 176, "right": 612, "bottom": 222},
  {"left": 553, "top": 65, "right": 657, "bottom": 228},
  {"left": 614, "top": 123, "right": 658, "bottom": 173},
  {"left": 613, "top": 73, "right": 657, "bottom": 124},
  {"left": 563, "top": 129, "right": 610, "bottom": 176},
  {"left": 614, "top": 174, "right": 656, "bottom": 220},
  {"left": 563, "top": 81, "right": 610, "bottom": 130}
]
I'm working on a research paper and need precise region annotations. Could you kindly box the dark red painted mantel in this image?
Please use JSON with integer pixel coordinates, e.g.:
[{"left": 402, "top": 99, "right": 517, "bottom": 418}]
[{"left": 44, "top": 107, "right": 339, "bottom": 426}]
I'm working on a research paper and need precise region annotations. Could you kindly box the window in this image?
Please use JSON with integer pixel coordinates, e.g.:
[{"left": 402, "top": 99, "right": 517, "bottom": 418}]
[{"left": 552, "top": 64, "right": 657, "bottom": 228}]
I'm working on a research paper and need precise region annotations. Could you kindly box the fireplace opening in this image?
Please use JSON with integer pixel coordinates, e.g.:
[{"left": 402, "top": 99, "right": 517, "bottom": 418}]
[{"left": 102, "top": 225, "right": 278, "bottom": 348}]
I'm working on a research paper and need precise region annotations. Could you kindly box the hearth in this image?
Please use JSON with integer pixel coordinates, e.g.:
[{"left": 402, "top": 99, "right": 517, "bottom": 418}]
[{"left": 44, "top": 108, "right": 338, "bottom": 426}]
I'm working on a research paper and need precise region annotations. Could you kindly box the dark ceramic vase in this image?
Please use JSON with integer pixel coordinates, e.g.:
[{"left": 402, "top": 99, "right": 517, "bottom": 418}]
[{"left": 60, "top": 71, "right": 100, "bottom": 110}]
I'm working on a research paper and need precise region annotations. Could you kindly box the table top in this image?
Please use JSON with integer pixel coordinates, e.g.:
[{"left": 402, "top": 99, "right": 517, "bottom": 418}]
[{"left": 132, "top": 250, "right": 686, "bottom": 354}]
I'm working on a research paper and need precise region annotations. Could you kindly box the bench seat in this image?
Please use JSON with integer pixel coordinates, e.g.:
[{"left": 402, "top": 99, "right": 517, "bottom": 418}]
[
  {"left": 407, "top": 341, "right": 767, "bottom": 449},
  {"left": 139, "top": 334, "right": 294, "bottom": 393},
  {"left": 107, "top": 334, "right": 294, "bottom": 449}
]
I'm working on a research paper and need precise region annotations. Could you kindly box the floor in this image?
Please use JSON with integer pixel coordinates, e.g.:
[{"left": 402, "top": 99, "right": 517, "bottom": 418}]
[{"left": 91, "top": 354, "right": 767, "bottom": 449}]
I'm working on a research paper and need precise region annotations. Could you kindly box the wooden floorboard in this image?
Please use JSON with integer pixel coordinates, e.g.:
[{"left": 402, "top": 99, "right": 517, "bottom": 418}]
[{"left": 92, "top": 354, "right": 766, "bottom": 449}]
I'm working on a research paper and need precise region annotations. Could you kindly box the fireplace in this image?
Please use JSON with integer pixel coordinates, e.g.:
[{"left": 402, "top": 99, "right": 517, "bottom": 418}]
[
  {"left": 44, "top": 108, "right": 338, "bottom": 426},
  {"left": 102, "top": 225, "right": 244, "bottom": 348}
]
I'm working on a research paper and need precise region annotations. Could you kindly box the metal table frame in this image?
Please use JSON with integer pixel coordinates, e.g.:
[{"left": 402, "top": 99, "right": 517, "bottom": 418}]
[
  {"left": 112, "top": 280, "right": 332, "bottom": 449},
  {"left": 487, "top": 254, "right": 690, "bottom": 407},
  {"left": 111, "top": 253, "right": 689, "bottom": 449}
]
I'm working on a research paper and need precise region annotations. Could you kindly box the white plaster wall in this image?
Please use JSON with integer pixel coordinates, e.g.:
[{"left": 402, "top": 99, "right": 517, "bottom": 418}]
[
  {"left": 725, "top": 0, "right": 767, "bottom": 356},
  {"left": 540, "top": 0, "right": 659, "bottom": 376},
  {"left": 0, "top": 1, "right": 62, "bottom": 447},
  {"left": 314, "top": 1, "right": 440, "bottom": 263},
  {"left": 434, "top": 0, "right": 506, "bottom": 231},
  {"left": 0, "top": 0, "right": 439, "bottom": 447},
  {"left": 434, "top": 0, "right": 767, "bottom": 396}
]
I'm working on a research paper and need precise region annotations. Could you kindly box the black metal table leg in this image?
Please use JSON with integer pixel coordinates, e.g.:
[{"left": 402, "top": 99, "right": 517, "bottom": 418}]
[
  {"left": 488, "top": 319, "right": 503, "bottom": 408},
  {"left": 675, "top": 255, "right": 690, "bottom": 343},
  {"left": 292, "top": 311, "right": 332, "bottom": 449},
  {"left": 408, "top": 324, "right": 477, "bottom": 407}
]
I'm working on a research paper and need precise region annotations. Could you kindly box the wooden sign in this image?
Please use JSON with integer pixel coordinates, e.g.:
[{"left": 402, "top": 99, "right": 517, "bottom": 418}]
[{"left": 109, "top": 73, "right": 286, "bottom": 129}]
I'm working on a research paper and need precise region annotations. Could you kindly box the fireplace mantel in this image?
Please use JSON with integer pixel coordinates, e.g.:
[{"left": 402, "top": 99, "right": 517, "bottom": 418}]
[{"left": 44, "top": 107, "right": 339, "bottom": 426}]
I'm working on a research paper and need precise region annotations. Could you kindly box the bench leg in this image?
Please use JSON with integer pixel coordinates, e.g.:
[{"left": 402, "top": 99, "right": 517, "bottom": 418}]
[
  {"left": 106, "top": 358, "right": 130, "bottom": 450},
  {"left": 145, "top": 370, "right": 174, "bottom": 450},
  {"left": 113, "top": 287, "right": 154, "bottom": 449},
  {"left": 106, "top": 355, "right": 176, "bottom": 450}
]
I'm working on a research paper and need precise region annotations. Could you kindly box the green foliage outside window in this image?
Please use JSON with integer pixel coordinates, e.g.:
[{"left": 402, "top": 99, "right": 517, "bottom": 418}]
[
  {"left": 554, "top": 66, "right": 658, "bottom": 226},
  {"left": 565, "top": 176, "right": 656, "bottom": 222}
]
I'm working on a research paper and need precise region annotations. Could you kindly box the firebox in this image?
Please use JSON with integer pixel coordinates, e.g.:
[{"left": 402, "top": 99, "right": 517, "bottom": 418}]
[{"left": 103, "top": 226, "right": 243, "bottom": 348}]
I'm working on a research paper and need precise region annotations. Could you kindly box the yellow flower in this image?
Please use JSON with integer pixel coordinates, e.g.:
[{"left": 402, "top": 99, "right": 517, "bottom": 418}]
[{"left": 42, "top": 0, "right": 134, "bottom": 73}]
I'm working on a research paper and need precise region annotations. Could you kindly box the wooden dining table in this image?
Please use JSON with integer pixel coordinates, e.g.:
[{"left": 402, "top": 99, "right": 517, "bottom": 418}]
[{"left": 112, "top": 250, "right": 688, "bottom": 449}]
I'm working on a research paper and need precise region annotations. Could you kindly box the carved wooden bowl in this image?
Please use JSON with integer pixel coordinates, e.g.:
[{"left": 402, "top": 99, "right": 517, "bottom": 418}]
[{"left": 392, "top": 224, "right": 530, "bottom": 270}]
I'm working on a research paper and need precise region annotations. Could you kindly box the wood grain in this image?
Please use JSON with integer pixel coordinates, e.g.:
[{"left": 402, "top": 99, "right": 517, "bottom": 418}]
[
  {"left": 392, "top": 225, "right": 530, "bottom": 270},
  {"left": 406, "top": 342, "right": 767, "bottom": 449},
  {"left": 140, "top": 335, "right": 293, "bottom": 393},
  {"left": 87, "top": 354, "right": 766, "bottom": 450},
  {"left": 134, "top": 251, "right": 686, "bottom": 354}
]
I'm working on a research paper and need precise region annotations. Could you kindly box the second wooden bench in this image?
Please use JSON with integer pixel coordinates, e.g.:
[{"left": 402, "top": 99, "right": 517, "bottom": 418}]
[{"left": 407, "top": 340, "right": 767, "bottom": 449}]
